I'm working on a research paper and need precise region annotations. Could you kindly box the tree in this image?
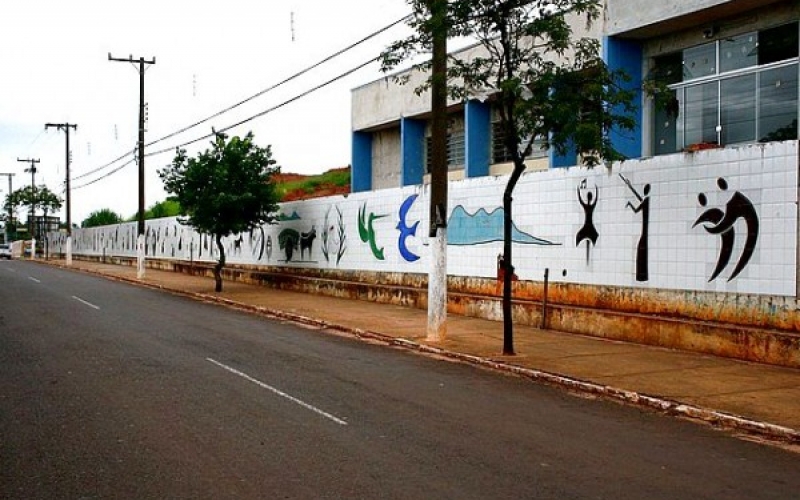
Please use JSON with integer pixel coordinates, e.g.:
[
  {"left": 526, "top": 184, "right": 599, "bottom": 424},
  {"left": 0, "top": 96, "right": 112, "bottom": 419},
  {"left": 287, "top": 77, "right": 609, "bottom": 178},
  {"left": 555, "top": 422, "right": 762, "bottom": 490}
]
[
  {"left": 159, "top": 132, "right": 281, "bottom": 292},
  {"left": 125, "top": 198, "right": 182, "bottom": 221},
  {"left": 82, "top": 208, "right": 124, "bottom": 228},
  {"left": 37, "top": 186, "right": 62, "bottom": 217},
  {"left": 4, "top": 184, "right": 63, "bottom": 228},
  {"left": 383, "top": 0, "right": 636, "bottom": 354}
]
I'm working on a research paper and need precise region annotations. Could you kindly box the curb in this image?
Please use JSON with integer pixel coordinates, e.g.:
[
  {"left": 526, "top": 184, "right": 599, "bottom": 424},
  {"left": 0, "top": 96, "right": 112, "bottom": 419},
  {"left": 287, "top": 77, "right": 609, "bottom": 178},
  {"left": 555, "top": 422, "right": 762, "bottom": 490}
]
[{"left": 52, "top": 262, "right": 800, "bottom": 446}]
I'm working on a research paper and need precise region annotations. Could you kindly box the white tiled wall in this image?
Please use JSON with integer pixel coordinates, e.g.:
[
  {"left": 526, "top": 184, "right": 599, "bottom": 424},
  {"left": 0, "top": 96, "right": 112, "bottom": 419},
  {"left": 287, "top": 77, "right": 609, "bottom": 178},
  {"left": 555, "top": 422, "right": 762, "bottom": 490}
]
[{"left": 53, "top": 141, "right": 798, "bottom": 297}]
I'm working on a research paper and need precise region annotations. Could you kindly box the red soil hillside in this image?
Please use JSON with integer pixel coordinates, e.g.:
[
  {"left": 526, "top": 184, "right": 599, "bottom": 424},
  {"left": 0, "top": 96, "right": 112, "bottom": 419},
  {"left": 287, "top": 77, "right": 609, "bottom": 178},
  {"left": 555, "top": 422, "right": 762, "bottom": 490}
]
[{"left": 274, "top": 166, "right": 351, "bottom": 202}]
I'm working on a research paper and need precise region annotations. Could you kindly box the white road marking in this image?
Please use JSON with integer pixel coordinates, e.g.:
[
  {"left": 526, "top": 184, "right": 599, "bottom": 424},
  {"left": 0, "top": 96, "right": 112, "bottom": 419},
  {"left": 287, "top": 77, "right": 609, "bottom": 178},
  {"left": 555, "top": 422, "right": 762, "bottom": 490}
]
[
  {"left": 72, "top": 295, "right": 101, "bottom": 310},
  {"left": 28, "top": 277, "right": 41, "bottom": 283},
  {"left": 206, "top": 357, "right": 348, "bottom": 426}
]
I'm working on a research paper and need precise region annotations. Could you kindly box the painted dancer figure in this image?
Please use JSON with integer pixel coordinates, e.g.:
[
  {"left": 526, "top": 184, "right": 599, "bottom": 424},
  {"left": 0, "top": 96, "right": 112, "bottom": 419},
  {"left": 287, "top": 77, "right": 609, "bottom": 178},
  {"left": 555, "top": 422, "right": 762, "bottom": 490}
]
[
  {"left": 576, "top": 179, "right": 599, "bottom": 263},
  {"left": 620, "top": 174, "right": 651, "bottom": 282}
]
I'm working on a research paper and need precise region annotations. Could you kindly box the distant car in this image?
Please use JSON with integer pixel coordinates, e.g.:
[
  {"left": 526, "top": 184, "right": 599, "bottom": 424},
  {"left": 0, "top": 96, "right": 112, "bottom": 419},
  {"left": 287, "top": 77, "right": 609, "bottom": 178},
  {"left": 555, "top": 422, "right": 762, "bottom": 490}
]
[{"left": 0, "top": 243, "right": 11, "bottom": 259}]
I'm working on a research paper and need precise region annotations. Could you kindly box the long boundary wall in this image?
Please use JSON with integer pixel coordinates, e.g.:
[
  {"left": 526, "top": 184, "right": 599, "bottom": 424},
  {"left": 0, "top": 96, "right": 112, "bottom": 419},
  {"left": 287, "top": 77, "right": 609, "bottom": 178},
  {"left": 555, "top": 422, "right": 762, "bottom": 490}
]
[{"left": 51, "top": 141, "right": 800, "bottom": 365}]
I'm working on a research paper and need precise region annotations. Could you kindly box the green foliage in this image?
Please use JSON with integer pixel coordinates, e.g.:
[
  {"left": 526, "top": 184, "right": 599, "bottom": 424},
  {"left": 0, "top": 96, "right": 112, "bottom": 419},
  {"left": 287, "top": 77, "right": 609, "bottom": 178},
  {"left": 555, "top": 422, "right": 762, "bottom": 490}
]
[
  {"left": 82, "top": 208, "right": 124, "bottom": 228},
  {"left": 275, "top": 168, "right": 350, "bottom": 200},
  {"left": 159, "top": 132, "right": 281, "bottom": 237},
  {"left": 159, "top": 131, "right": 281, "bottom": 291},
  {"left": 125, "top": 198, "right": 183, "bottom": 221},
  {"left": 4, "top": 185, "right": 63, "bottom": 217},
  {"left": 381, "top": 0, "right": 636, "bottom": 168}
]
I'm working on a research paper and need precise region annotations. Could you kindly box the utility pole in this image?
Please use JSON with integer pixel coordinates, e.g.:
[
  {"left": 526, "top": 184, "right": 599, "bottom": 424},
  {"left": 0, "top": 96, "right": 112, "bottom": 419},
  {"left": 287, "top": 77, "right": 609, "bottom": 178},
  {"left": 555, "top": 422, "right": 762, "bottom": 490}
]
[
  {"left": 45, "top": 122, "right": 77, "bottom": 265},
  {"left": 0, "top": 173, "right": 14, "bottom": 244},
  {"left": 426, "top": 0, "right": 448, "bottom": 342},
  {"left": 17, "top": 158, "right": 40, "bottom": 259},
  {"left": 109, "top": 53, "right": 155, "bottom": 279}
]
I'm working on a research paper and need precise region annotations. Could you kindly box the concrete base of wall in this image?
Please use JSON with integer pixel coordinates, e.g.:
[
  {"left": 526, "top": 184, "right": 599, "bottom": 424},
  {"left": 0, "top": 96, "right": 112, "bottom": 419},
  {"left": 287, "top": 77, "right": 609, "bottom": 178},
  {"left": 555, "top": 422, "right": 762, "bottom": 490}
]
[{"left": 78, "top": 255, "right": 800, "bottom": 368}]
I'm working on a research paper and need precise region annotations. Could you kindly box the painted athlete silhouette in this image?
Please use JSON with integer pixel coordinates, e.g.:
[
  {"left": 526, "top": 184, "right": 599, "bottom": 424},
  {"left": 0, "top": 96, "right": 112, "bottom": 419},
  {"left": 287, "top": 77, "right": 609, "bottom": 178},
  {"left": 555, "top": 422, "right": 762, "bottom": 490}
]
[
  {"left": 576, "top": 179, "right": 599, "bottom": 264},
  {"left": 621, "top": 174, "right": 650, "bottom": 282},
  {"left": 694, "top": 177, "right": 759, "bottom": 282}
]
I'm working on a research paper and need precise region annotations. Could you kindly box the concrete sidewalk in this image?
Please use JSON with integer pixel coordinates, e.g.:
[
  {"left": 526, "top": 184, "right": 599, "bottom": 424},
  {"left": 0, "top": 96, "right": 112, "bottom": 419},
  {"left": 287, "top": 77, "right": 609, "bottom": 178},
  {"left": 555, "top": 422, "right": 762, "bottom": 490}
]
[{"left": 41, "top": 259, "right": 800, "bottom": 444}]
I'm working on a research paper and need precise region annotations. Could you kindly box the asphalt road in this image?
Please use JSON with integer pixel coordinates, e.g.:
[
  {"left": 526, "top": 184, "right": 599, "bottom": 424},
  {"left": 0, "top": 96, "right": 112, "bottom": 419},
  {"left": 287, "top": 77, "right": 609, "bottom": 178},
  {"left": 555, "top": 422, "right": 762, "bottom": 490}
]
[{"left": 1, "top": 260, "right": 797, "bottom": 499}]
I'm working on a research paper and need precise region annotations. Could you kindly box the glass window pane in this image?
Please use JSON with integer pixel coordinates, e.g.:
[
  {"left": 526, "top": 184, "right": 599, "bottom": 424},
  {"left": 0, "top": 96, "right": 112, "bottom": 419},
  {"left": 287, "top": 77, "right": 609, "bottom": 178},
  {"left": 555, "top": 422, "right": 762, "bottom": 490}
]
[
  {"left": 682, "top": 82, "right": 719, "bottom": 146},
  {"left": 721, "top": 74, "right": 756, "bottom": 144},
  {"left": 759, "top": 22, "right": 799, "bottom": 66},
  {"left": 683, "top": 42, "right": 716, "bottom": 80},
  {"left": 759, "top": 64, "right": 799, "bottom": 142},
  {"left": 654, "top": 89, "right": 679, "bottom": 155},
  {"left": 652, "top": 52, "right": 683, "bottom": 84},
  {"left": 720, "top": 32, "right": 758, "bottom": 73}
]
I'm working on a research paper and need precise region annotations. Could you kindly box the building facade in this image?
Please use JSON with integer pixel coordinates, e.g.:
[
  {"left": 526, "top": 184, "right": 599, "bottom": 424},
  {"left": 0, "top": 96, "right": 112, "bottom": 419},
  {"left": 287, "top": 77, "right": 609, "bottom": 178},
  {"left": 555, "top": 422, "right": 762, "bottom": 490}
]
[{"left": 350, "top": 0, "right": 799, "bottom": 189}]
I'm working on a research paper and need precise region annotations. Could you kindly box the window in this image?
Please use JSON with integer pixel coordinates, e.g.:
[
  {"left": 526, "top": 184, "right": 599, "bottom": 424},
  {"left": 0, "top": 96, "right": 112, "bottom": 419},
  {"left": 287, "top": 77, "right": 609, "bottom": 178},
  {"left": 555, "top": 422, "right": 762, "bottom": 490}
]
[
  {"left": 760, "top": 65, "right": 799, "bottom": 141},
  {"left": 425, "top": 119, "right": 465, "bottom": 172},
  {"left": 491, "top": 121, "right": 547, "bottom": 164},
  {"left": 651, "top": 21, "right": 799, "bottom": 154}
]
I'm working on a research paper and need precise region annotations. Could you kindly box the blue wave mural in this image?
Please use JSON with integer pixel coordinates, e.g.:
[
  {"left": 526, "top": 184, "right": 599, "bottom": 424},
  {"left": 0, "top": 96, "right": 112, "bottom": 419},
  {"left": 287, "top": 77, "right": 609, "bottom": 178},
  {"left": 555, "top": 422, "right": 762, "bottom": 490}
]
[
  {"left": 278, "top": 211, "right": 302, "bottom": 221},
  {"left": 448, "top": 205, "right": 558, "bottom": 246}
]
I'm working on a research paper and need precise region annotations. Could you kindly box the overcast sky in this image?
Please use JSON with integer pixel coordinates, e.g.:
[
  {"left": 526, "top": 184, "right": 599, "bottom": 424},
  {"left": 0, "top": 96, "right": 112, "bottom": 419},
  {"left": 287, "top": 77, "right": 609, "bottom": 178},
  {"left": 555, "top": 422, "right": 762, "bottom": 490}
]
[{"left": 0, "top": 0, "right": 413, "bottom": 224}]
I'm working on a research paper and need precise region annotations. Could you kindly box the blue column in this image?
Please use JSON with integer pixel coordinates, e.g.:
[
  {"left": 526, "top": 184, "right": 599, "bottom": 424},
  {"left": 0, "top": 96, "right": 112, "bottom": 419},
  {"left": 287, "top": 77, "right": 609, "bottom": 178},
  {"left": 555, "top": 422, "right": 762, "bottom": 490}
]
[
  {"left": 401, "top": 118, "right": 425, "bottom": 186},
  {"left": 465, "top": 100, "right": 491, "bottom": 178},
  {"left": 351, "top": 131, "right": 372, "bottom": 192},
  {"left": 604, "top": 36, "right": 643, "bottom": 160},
  {"left": 551, "top": 141, "right": 576, "bottom": 168}
]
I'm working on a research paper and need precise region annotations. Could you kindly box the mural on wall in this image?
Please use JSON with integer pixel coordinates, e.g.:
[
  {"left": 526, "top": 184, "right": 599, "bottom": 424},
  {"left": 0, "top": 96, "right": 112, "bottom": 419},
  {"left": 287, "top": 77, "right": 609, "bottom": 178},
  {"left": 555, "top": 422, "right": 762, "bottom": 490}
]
[
  {"left": 575, "top": 179, "right": 599, "bottom": 263},
  {"left": 397, "top": 194, "right": 420, "bottom": 262},
  {"left": 358, "top": 203, "right": 387, "bottom": 260},
  {"left": 278, "top": 211, "right": 302, "bottom": 221},
  {"left": 694, "top": 177, "right": 760, "bottom": 282},
  {"left": 277, "top": 226, "right": 317, "bottom": 263},
  {"left": 249, "top": 226, "right": 267, "bottom": 261},
  {"left": 620, "top": 174, "right": 651, "bottom": 282},
  {"left": 321, "top": 205, "right": 347, "bottom": 265},
  {"left": 50, "top": 142, "right": 797, "bottom": 297},
  {"left": 447, "top": 205, "right": 558, "bottom": 246}
]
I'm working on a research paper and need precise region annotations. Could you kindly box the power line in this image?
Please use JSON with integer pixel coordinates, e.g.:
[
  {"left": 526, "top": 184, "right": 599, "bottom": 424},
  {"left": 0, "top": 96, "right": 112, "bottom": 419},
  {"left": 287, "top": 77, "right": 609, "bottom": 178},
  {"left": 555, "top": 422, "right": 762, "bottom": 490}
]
[
  {"left": 144, "top": 14, "right": 409, "bottom": 150},
  {"left": 72, "top": 158, "right": 135, "bottom": 191},
  {"left": 145, "top": 56, "right": 378, "bottom": 159},
  {"left": 70, "top": 14, "right": 409, "bottom": 184}
]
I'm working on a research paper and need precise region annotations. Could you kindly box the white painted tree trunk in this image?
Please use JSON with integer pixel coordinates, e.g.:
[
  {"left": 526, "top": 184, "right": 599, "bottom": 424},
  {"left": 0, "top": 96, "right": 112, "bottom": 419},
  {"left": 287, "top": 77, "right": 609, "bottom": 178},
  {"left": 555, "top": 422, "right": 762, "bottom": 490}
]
[
  {"left": 66, "top": 236, "right": 72, "bottom": 266},
  {"left": 427, "top": 227, "right": 447, "bottom": 342},
  {"left": 137, "top": 234, "right": 145, "bottom": 279},
  {"left": 30, "top": 238, "right": 36, "bottom": 260}
]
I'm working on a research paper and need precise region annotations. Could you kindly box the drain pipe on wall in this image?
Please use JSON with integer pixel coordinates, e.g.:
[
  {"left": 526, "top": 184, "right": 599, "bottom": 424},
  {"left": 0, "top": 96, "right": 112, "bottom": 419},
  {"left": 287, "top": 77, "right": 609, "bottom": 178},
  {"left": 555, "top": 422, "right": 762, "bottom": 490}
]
[{"left": 541, "top": 268, "right": 549, "bottom": 330}]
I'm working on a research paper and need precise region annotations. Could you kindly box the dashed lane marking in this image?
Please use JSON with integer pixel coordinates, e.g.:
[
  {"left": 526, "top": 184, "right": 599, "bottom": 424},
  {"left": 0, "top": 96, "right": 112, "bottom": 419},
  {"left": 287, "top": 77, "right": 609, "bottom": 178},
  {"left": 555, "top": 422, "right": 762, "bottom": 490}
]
[{"left": 206, "top": 357, "right": 348, "bottom": 426}]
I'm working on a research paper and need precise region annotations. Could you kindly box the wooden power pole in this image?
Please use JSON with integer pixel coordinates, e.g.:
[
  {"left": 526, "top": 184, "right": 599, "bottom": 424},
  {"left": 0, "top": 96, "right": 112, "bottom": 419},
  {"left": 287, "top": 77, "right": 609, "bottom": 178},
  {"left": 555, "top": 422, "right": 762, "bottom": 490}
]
[
  {"left": 45, "top": 122, "right": 77, "bottom": 264},
  {"left": 426, "top": 0, "right": 448, "bottom": 342},
  {"left": 108, "top": 53, "right": 155, "bottom": 278},
  {"left": 17, "top": 158, "right": 40, "bottom": 251}
]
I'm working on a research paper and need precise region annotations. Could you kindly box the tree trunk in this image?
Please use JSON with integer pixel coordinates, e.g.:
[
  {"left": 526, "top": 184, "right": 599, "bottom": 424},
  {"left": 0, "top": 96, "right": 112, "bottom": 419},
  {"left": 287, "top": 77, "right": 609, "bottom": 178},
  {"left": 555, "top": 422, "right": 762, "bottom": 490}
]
[
  {"left": 214, "top": 233, "right": 226, "bottom": 293},
  {"left": 502, "top": 159, "right": 526, "bottom": 356}
]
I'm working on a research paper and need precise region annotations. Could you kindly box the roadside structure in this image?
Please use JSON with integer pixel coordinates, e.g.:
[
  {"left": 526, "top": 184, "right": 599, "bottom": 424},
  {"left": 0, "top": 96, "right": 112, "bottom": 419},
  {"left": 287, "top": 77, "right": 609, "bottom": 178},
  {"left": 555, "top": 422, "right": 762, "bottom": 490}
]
[{"left": 50, "top": 0, "right": 800, "bottom": 367}]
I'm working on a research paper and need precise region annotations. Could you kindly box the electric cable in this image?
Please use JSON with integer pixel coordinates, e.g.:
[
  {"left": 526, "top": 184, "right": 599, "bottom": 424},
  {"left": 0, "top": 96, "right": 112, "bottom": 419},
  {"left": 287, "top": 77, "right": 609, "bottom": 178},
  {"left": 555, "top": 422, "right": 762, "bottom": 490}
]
[
  {"left": 145, "top": 56, "right": 378, "bottom": 158},
  {"left": 145, "top": 14, "right": 410, "bottom": 149},
  {"left": 70, "top": 14, "right": 410, "bottom": 183}
]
